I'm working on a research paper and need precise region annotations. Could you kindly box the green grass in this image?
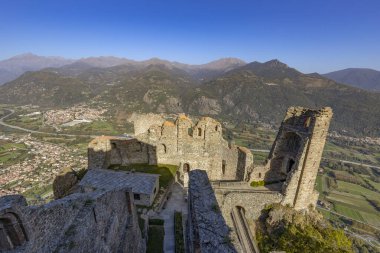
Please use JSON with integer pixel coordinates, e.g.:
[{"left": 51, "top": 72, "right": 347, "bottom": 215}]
[
  {"left": 65, "top": 120, "right": 121, "bottom": 135},
  {"left": 174, "top": 212, "right": 185, "bottom": 253},
  {"left": 147, "top": 225, "right": 165, "bottom": 253},
  {"left": 333, "top": 202, "right": 365, "bottom": 222},
  {"left": 367, "top": 179, "right": 380, "bottom": 192},
  {"left": 0, "top": 141, "right": 29, "bottom": 164},
  {"left": 316, "top": 175, "right": 323, "bottom": 193},
  {"left": 23, "top": 183, "right": 54, "bottom": 203},
  {"left": 359, "top": 212, "right": 380, "bottom": 227},
  {"left": 252, "top": 151, "right": 268, "bottom": 166},
  {"left": 336, "top": 180, "right": 380, "bottom": 199},
  {"left": 110, "top": 163, "right": 178, "bottom": 188}
]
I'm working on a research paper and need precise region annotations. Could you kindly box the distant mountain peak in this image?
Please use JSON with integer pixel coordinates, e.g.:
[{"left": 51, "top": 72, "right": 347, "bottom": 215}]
[
  {"left": 198, "top": 57, "right": 246, "bottom": 70},
  {"left": 263, "top": 59, "right": 289, "bottom": 68}
]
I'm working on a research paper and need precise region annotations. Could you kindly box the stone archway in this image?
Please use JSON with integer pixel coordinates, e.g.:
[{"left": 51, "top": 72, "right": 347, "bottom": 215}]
[{"left": 0, "top": 212, "right": 27, "bottom": 251}]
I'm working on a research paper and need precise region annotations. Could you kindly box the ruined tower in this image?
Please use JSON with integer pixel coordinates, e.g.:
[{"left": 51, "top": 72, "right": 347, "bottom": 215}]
[{"left": 264, "top": 107, "right": 333, "bottom": 210}]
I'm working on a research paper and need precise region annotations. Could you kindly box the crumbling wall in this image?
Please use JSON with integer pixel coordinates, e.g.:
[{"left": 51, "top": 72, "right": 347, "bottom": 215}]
[
  {"left": 257, "top": 107, "right": 333, "bottom": 210},
  {"left": 88, "top": 115, "right": 254, "bottom": 182},
  {"left": 137, "top": 115, "right": 254, "bottom": 181},
  {"left": 129, "top": 113, "right": 165, "bottom": 136},
  {"left": 0, "top": 189, "right": 144, "bottom": 253},
  {"left": 88, "top": 137, "right": 157, "bottom": 169}
]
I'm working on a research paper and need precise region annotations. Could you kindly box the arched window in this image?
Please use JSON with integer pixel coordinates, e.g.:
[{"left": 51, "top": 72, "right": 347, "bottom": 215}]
[
  {"left": 0, "top": 213, "right": 27, "bottom": 251},
  {"left": 159, "top": 144, "right": 167, "bottom": 154},
  {"left": 215, "top": 125, "right": 218, "bottom": 131},
  {"left": 258, "top": 173, "right": 262, "bottom": 178},
  {"left": 183, "top": 163, "right": 190, "bottom": 173},
  {"left": 304, "top": 117, "right": 311, "bottom": 128},
  {"left": 222, "top": 160, "right": 226, "bottom": 175}
]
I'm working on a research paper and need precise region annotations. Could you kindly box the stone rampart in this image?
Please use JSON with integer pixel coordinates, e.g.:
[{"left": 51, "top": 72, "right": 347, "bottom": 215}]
[{"left": 0, "top": 188, "right": 144, "bottom": 253}]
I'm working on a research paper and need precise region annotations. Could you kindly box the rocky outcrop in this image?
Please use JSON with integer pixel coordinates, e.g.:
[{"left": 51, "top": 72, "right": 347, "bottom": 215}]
[
  {"left": 52, "top": 167, "right": 79, "bottom": 199},
  {"left": 189, "top": 96, "right": 221, "bottom": 115}
]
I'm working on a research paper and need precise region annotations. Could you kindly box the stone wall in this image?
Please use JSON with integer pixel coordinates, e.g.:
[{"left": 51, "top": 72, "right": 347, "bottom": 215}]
[
  {"left": 88, "top": 137, "right": 157, "bottom": 169},
  {"left": 187, "top": 170, "right": 240, "bottom": 253},
  {"left": 128, "top": 113, "right": 166, "bottom": 136},
  {"left": 215, "top": 190, "right": 283, "bottom": 228},
  {"left": 187, "top": 170, "right": 283, "bottom": 253},
  {"left": 88, "top": 114, "right": 254, "bottom": 182},
  {"left": 0, "top": 188, "right": 144, "bottom": 253},
  {"left": 137, "top": 115, "right": 253, "bottom": 182}
]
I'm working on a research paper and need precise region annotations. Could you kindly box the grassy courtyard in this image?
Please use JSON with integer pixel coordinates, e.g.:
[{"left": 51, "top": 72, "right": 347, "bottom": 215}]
[{"left": 109, "top": 163, "right": 178, "bottom": 188}]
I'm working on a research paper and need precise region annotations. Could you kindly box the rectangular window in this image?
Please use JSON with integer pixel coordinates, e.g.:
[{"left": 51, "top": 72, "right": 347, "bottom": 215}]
[{"left": 134, "top": 193, "right": 141, "bottom": 200}]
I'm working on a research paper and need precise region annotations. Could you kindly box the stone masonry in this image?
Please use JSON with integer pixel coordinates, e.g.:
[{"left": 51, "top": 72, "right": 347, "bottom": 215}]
[
  {"left": 187, "top": 107, "right": 333, "bottom": 252},
  {"left": 0, "top": 188, "right": 144, "bottom": 253},
  {"left": 257, "top": 106, "right": 333, "bottom": 210},
  {"left": 88, "top": 114, "right": 254, "bottom": 183}
]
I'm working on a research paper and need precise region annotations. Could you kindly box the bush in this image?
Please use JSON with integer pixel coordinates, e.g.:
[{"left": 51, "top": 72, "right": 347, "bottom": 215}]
[
  {"left": 149, "top": 218, "right": 164, "bottom": 226},
  {"left": 256, "top": 204, "right": 353, "bottom": 253},
  {"left": 174, "top": 212, "right": 185, "bottom": 253},
  {"left": 250, "top": 180, "right": 265, "bottom": 187},
  {"left": 147, "top": 225, "right": 165, "bottom": 253}
]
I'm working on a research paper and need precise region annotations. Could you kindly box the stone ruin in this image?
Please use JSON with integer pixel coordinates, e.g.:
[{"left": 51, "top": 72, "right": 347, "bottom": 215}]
[
  {"left": 88, "top": 114, "right": 254, "bottom": 184},
  {"left": 0, "top": 106, "right": 333, "bottom": 253},
  {"left": 89, "top": 107, "right": 332, "bottom": 210},
  {"left": 251, "top": 106, "right": 333, "bottom": 210},
  {"left": 186, "top": 107, "right": 333, "bottom": 252}
]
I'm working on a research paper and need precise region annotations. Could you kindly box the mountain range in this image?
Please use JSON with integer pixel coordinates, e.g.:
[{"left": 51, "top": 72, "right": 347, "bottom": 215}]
[
  {"left": 0, "top": 54, "right": 380, "bottom": 137},
  {"left": 0, "top": 53, "right": 246, "bottom": 85},
  {"left": 323, "top": 68, "right": 380, "bottom": 91}
]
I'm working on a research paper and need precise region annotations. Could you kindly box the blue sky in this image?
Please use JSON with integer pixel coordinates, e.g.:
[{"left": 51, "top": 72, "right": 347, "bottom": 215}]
[{"left": 0, "top": 0, "right": 379, "bottom": 73}]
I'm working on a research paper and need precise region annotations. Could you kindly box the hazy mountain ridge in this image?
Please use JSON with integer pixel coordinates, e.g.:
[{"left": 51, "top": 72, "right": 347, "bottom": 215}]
[
  {"left": 0, "top": 53, "right": 74, "bottom": 84},
  {"left": 0, "top": 53, "right": 246, "bottom": 85},
  {"left": 323, "top": 68, "right": 380, "bottom": 91}
]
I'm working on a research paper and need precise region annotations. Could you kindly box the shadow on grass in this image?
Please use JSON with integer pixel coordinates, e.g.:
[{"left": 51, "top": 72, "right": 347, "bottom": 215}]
[{"left": 109, "top": 163, "right": 178, "bottom": 188}]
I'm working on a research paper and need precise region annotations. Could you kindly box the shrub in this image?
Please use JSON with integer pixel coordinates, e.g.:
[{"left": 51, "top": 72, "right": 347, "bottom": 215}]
[
  {"left": 250, "top": 180, "right": 265, "bottom": 187},
  {"left": 149, "top": 218, "right": 164, "bottom": 226},
  {"left": 174, "top": 212, "right": 184, "bottom": 253},
  {"left": 256, "top": 204, "right": 353, "bottom": 253}
]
